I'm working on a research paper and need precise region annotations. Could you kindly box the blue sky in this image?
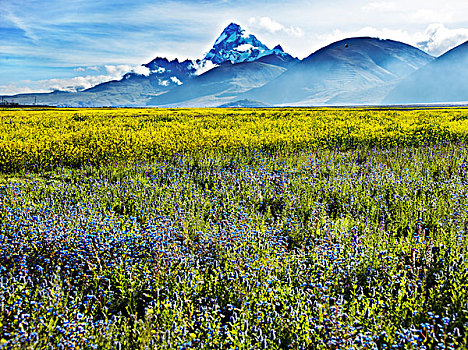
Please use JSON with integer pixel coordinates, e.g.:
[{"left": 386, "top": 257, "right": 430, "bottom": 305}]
[{"left": 1, "top": 0, "right": 468, "bottom": 94}]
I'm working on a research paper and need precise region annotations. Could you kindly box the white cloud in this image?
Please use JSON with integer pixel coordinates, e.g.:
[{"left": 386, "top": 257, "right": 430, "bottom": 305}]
[
  {"left": 411, "top": 9, "right": 453, "bottom": 23},
  {"left": 74, "top": 66, "right": 100, "bottom": 72},
  {"left": 105, "top": 64, "right": 150, "bottom": 77},
  {"left": 416, "top": 23, "right": 468, "bottom": 56},
  {"left": 362, "top": 2, "right": 396, "bottom": 12},
  {"left": 3, "top": 9, "right": 38, "bottom": 41},
  {"left": 1, "top": 64, "right": 152, "bottom": 95},
  {"left": 132, "top": 65, "right": 151, "bottom": 76},
  {"left": 104, "top": 64, "right": 132, "bottom": 76},
  {"left": 248, "top": 17, "right": 304, "bottom": 38},
  {"left": 0, "top": 83, "right": 50, "bottom": 95},
  {"left": 45, "top": 75, "right": 116, "bottom": 92},
  {"left": 253, "top": 17, "right": 283, "bottom": 33},
  {"left": 0, "top": 77, "right": 109, "bottom": 95},
  {"left": 43, "top": 65, "right": 150, "bottom": 92}
]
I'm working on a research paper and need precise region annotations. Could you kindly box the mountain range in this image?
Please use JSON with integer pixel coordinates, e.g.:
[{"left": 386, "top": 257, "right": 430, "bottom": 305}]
[{"left": 3, "top": 23, "right": 468, "bottom": 106}]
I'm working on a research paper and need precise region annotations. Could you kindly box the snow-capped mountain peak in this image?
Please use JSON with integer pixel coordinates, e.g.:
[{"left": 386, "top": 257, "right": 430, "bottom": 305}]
[
  {"left": 204, "top": 23, "right": 293, "bottom": 65},
  {"left": 125, "top": 22, "right": 297, "bottom": 85}
]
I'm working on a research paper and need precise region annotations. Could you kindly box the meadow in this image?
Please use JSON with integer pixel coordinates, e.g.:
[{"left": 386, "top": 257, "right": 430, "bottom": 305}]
[{"left": 1, "top": 108, "right": 468, "bottom": 349}]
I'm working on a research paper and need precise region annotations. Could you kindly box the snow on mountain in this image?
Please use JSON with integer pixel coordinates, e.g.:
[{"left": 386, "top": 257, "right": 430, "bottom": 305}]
[
  {"left": 170, "top": 76, "right": 183, "bottom": 85},
  {"left": 236, "top": 44, "right": 255, "bottom": 52},
  {"left": 188, "top": 60, "right": 219, "bottom": 76}
]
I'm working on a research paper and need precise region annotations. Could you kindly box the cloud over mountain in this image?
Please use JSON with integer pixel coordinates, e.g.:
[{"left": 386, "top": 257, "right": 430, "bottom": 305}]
[
  {"left": 0, "top": 65, "right": 151, "bottom": 95},
  {"left": 417, "top": 24, "right": 468, "bottom": 56},
  {"left": 248, "top": 17, "right": 304, "bottom": 37}
]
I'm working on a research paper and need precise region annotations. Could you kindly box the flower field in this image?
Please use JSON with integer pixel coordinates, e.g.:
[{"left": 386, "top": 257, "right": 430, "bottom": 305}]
[
  {"left": 1, "top": 108, "right": 468, "bottom": 349},
  {"left": 1, "top": 108, "right": 468, "bottom": 172}
]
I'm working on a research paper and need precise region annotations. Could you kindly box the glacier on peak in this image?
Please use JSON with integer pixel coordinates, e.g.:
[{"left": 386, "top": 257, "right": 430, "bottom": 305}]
[
  {"left": 236, "top": 44, "right": 255, "bottom": 52},
  {"left": 170, "top": 76, "right": 183, "bottom": 85}
]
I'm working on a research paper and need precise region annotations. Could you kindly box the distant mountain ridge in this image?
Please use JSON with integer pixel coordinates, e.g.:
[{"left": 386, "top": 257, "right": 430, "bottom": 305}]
[
  {"left": 3, "top": 23, "right": 468, "bottom": 106},
  {"left": 242, "top": 37, "right": 434, "bottom": 105},
  {"left": 384, "top": 40, "right": 468, "bottom": 104}
]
